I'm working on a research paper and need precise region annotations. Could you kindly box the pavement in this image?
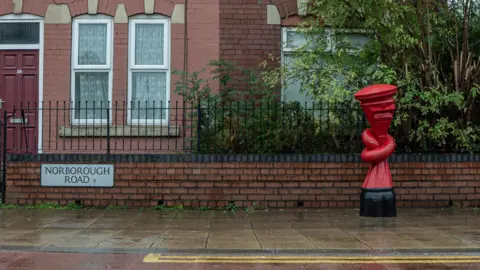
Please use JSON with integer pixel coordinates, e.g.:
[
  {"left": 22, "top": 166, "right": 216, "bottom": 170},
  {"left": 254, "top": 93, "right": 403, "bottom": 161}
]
[{"left": 1, "top": 208, "right": 480, "bottom": 269}]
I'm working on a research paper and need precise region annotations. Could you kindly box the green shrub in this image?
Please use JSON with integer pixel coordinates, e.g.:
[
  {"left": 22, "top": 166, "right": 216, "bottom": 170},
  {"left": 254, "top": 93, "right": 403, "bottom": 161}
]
[{"left": 174, "top": 60, "right": 366, "bottom": 154}]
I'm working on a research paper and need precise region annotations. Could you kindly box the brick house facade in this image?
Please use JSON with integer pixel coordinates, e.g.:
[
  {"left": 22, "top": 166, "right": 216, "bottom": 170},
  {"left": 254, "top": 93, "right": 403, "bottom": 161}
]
[
  {"left": 0, "top": 0, "right": 304, "bottom": 154},
  {"left": 0, "top": 0, "right": 480, "bottom": 208},
  {"left": 2, "top": 1, "right": 479, "bottom": 209}
]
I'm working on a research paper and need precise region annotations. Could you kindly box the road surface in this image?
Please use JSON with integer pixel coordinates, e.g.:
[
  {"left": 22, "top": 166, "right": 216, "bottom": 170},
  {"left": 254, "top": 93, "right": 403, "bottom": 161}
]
[{"left": 1, "top": 251, "right": 480, "bottom": 269}]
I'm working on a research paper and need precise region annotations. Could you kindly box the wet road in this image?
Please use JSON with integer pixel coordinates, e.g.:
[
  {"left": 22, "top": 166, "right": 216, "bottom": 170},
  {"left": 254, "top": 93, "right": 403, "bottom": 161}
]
[{"left": 1, "top": 251, "right": 480, "bottom": 269}]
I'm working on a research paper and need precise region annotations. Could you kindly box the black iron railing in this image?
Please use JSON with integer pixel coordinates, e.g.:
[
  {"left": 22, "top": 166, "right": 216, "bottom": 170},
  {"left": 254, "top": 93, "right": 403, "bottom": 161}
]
[{"left": 0, "top": 100, "right": 472, "bottom": 155}]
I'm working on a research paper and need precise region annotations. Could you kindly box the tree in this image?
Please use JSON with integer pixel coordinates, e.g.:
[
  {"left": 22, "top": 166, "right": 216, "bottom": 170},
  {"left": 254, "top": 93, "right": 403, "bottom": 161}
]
[{"left": 274, "top": 0, "right": 480, "bottom": 152}]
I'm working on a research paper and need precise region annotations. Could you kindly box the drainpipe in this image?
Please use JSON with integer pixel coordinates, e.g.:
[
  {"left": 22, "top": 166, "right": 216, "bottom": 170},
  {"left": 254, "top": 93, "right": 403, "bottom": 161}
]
[
  {"left": 184, "top": 0, "right": 189, "bottom": 76},
  {"left": 182, "top": 0, "right": 189, "bottom": 139}
]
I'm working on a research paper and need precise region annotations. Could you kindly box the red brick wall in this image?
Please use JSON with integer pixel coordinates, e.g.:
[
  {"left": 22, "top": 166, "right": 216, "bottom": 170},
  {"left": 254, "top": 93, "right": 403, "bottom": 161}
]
[
  {"left": 6, "top": 161, "right": 480, "bottom": 208},
  {"left": 218, "top": 0, "right": 306, "bottom": 92},
  {"left": 219, "top": 0, "right": 282, "bottom": 90}
]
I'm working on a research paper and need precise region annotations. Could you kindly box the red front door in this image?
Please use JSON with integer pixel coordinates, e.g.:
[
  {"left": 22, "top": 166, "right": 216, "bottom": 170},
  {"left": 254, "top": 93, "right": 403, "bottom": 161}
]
[{"left": 0, "top": 50, "right": 39, "bottom": 153}]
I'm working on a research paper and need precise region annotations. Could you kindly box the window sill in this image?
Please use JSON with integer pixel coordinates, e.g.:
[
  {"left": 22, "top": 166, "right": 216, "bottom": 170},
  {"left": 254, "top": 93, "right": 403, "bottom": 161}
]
[{"left": 58, "top": 125, "right": 180, "bottom": 137}]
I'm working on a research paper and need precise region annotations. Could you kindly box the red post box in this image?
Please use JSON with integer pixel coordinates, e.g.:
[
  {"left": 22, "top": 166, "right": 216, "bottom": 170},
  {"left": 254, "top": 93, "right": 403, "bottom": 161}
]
[{"left": 354, "top": 84, "right": 397, "bottom": 217}]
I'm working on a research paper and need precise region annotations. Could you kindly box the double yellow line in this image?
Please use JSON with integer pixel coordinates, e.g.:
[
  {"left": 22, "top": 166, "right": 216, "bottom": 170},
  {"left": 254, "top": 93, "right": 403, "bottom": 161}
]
[{"left": 143, "top": 254, "right": 480, "bottom": 264}]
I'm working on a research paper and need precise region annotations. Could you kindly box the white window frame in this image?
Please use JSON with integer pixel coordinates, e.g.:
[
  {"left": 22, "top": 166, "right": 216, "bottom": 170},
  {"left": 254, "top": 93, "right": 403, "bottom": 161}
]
[
  {"left": 70, "top": 15, "right": 114, "bottom": 125},
  {"left": 282, "top": 27, "right": 370, "bottom": 52},
  {"left": 0, "top": 16, "right": 42, "bottom": 50},
  {"left": 127, "top": 16, "right": 171, "bottom": 125},
  {"left": 282, "top": 27, "right": 332, "bottom": 53}
]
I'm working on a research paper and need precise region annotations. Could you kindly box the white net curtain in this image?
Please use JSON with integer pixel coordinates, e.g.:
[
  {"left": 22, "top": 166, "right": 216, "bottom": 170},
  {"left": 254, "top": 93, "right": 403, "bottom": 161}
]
[
  {"left": 78, "top": 24, "right": 107, "bottom": 65},
  {"left": 131, "top": 23, "right": 167, "bottom": 121},
  {"left": 131, "top": 72, "right": 167, "bottom": 120},
  {"left": 74, "top": 72, "right": 109, "bottom": 120},
  {"left": 75, "top": 24, "right": 109, "bottom": 120},
  {"left": 135, "top": 24, "right": 164, "bottom": 65}
]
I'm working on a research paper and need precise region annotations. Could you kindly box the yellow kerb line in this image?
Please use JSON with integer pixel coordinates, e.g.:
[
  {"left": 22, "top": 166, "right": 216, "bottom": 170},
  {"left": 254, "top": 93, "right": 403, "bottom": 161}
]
[
  {"left": 145, "top": 255, "right": 480, "bottom": 260},
  {"left": 143, "top": 254, "right": 480, "bottom": 264},
  {"left": 146, "top": 260, "right": 480, "bottom": 264}
]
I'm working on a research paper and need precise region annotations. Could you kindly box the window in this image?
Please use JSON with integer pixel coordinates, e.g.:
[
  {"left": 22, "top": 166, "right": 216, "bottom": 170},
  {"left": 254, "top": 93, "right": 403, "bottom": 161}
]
[
  {"left": 332, "top": 30, "right": 372, "bottom": 53},
  {"left": 281, "top": 28, "right": 315, "bottom": 104},
  {"left": 0, "top": 15, "right": 42, "bottom": 51},
  {"left": 128, "top": 16, "right": 170, "bottom": 124},
  {"left": 0, "top": 22, "right": 39, "bottom": 44},
  {"left": 71, "top": 16, "right": 113, "bottom": 124},
  {"left": 281, "top": 28, "right": 371, "bottom": 104}
]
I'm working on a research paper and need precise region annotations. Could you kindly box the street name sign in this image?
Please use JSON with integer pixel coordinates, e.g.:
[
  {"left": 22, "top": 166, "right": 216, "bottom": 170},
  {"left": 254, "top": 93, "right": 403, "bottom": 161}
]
[{"left": 40, "top": 164, "right": 114, "bottom": 187}]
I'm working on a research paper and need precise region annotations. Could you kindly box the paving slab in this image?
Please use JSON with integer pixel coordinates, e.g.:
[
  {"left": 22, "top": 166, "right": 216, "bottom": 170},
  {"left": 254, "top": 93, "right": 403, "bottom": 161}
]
[
  {"left": 0, "top": 228, "right": 77, "bottom": 247},
  {"left": 46, "top": 218, "right": 97, "bottom": 229},
  {"left": 0, "top": 208, "right": 478, "bottom": 252},
  {"left": 310, "top": 235, "right": 371, "bottom": 249},
  {"left": 42, "top": 229, "right": 122, "bottom": 248},
  {"left": 209, "top": 229, "right": 256, "bottom": 238},
  {"left": 8, "top": 216, "right": 62, "bottom": 229},
  {"left": 169, "top": 219, "right": 211, "bottom": 230},
  {"left": 206, "top": 241, "right": 261, "bottom": 249},
  {"left": 161, "top": 229, "right": 210, "bottom": 239},
  {"left": 153, "top": 238, "right": 206, "bottom": 249},
  {"left": 253, "top": 228, "right": 305, "bottom": 240},
  {"left": 259, "top": 239, "right": 316, "bottom": 249},
  {"left": 96, "top": 230, "right": 163, "bottom": 249}
]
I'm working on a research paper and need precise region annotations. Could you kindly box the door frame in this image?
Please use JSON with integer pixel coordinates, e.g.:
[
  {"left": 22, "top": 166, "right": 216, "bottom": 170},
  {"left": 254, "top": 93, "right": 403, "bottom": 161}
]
[{"left": 0, "top": 14, "right": 44, "bottom": 153}]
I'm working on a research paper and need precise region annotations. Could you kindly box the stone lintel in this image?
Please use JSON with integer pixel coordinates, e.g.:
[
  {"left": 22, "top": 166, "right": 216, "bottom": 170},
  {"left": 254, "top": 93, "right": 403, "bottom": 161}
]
[
  {"left": 144, "top": 0, "right": 155, "bottom": 14},
  {"left": 266, "top": 5, "right": 280, "bottom": 25},
  {"left": 45, "top": 4, "right": 71, "bottom": 24},
  {"left": 88, "top": 0, "right": 98, "bottom": 15},
  {"left": 114, "top": 4, "right": 128, "bottom": 24},
  {"left": 172, "top": 4, "right": 185, "bottom": 24},
  {"left": 13, "top": 0, "right": 23, "bottom": 14}
]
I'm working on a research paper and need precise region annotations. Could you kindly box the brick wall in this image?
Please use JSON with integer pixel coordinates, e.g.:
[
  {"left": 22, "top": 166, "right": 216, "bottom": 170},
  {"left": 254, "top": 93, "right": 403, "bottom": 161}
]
[
  {"left": 218, "top": 0, "right": 305, "bottom": 91},
  {"left": 219, "top": 0, "right": 281, "bottom": 90},
  {"left": 6, "top": 155, "right": 480, "bottom": 208}
]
